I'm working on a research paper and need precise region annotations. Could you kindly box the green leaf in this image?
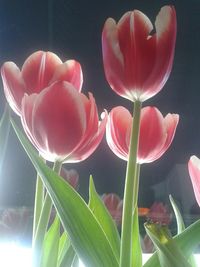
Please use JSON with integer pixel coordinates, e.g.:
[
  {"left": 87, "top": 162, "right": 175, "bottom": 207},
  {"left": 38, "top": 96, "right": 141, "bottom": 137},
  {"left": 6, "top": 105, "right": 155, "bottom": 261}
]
[
  {"left": 0, "top": 105, "right": 10, "bottom": 174},
  {"left": 169, "top": 195, "right": 185, "bottom": 234},
  {"left": 131, "top": 207, "right": 142, "bottom": 267},
  {"left": 11, "top": 119, "right": 119, "bottom": 267},
  {"left": 41, "top": 216, "right": 60, "bottom": 267},
  {"left": 72, "top": 255, "right": 79, "bottom": 267},
  {"left": 145, "top": 223, "right": 191, "bottom": 267},
  {"left": 143, "top": 219, "right": 200, "bottom": 267},
  {"left": 59, "top": 245, "right": 76, "bottom": 267},
  {"left": 57, "top": 232, "right": 71, "bottom": 267},
  {"left": 88, "top": 176, "right": 120, "bottom": 261},
  {"left": 170, "top": 195, "right": 198, "bottom": 267}
]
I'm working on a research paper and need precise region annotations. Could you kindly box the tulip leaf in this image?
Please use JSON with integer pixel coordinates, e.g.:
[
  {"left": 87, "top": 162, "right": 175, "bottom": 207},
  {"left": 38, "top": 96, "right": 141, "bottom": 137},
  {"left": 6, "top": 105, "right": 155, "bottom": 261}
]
[
  {"left": 145, "top": 223, "right": 191, "bottom": 267},
  {"left": 169, "top": 195, "right": 185, "bottom": 234},
  {"left": 169, "top": 195, "right": 198, "bottom": 267},
  {"left": 143, "top": 219, "right": 200, "bottom": 267},
  {"left": 131, "top": 207, "right": 142, "bottom": 267},
  {"left": 59, "top": 245, "right": 76, "bottom": 267},
  {"left": 88, "top": 175, "right": 120, "bottom": 261},
  {"left": 57, "top": 232, "right": 71, "bottom": 266},
  {"left": 0, "top": 105, "right": 10, "bottom": 174},
  {"left": 72, "top": 255, "right": 79, "bottom": 267},
  {"left": 11, "top": 119, "right": 119, "bottom": 267},
  {"left": 40, "top": 216, "right": 60, "bottom": 267}
]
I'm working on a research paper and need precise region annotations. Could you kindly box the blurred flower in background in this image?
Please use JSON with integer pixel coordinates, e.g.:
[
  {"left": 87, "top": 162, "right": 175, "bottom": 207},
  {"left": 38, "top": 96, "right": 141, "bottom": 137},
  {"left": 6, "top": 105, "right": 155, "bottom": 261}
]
[{"left": 0, "top": 207, "right": 32, "bottom": 244}]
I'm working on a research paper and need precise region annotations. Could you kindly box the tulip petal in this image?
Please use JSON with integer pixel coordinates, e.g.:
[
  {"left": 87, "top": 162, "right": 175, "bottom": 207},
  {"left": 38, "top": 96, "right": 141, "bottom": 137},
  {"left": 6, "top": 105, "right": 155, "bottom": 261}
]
[
  {"left": 138, "top": 107, "right": 166, "bottom": 163},
  {"left": 65, "top": 95, "right": 107, "bottom": 163},
  {"left": 188, "top": 156, "right": 200, "bottom": 207},
  {"left": 102, "top": 18, "right": 129, "bottom": 98},
  {"left": 118, "top": 10, "right": 156, "bottom": 97},
  {"left": 106, "top": 106, "right": 131, "bottom": 160},
  {"left": 1, "top": 62, "right": 26, "bottom": 115},
  {"left": 142, "top": 6, "right": 177, "bottom": 100},
  {"left": 21, "top": 51, "right": 62, "bottom": 94},
  {"left": 50, "top": 60, "right": 83, "bottom": 92},
  {"left": 21, "top": 93, "right": 44, "bottom": 153},
  {"left": 151, "top": 113, "right": 179, "bottom": 161}
]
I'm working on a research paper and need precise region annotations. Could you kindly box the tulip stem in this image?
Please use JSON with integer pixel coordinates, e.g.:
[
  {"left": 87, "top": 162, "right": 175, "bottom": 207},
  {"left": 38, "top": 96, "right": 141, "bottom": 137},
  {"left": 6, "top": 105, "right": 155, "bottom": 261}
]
[
  {"left": 32, "top": 160, "right": 62, "bottom": 267},
  {"left": 32, "top": 174, "right": 44, "bottom": 239},
  {"left": 120, "top": 100, "right": 142, "bottom": 267},
  {"left": 32, "top": 156, "right": 46, "bottom": 240}
]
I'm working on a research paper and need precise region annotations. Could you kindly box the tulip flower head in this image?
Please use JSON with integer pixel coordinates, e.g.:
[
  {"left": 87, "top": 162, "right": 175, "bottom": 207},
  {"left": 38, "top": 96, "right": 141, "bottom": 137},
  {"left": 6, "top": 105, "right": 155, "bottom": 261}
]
[
  {"left": 60, "top": 167, "right": 79, "bottom": 190},
  {"left": 147, "top": 202, "right": 172, "bottom": 225},
  {"left": 106, "top": 106, "right": 179, "bottom": 163},
  {"left": 188, "top": 155, "right": 200, "bottom": 207},
  {"left": 102, "top": 6, "right": 176, "bottom": 102},
  {"left": 1, "top": 51, "right": 83, "bottom": 115},
  {"left": 102, "top": 193, "right": 123, "bottom": 226},
  {"left": 21, "top": 81, "right": 107, "bottom": 163}
]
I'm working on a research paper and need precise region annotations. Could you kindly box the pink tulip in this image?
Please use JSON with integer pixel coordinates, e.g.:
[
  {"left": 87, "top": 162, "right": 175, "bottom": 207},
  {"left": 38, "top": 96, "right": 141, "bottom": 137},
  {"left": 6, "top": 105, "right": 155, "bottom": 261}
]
[
  {"left": 102, "top": 6, "right": 176, "bottom": 102},
  {"left": 60, "top": 167, "right": 79, "bottom": 189},
  {"left": 188, "top": 155, "right": 200, "bottom": 207},
  {"left": 21, "top": 81, "right": 107, "bottom": 163},
  {"left": 147, "top": 202, "right": 172, "bottom": 225},
  {"left": 106, "top": 106, "right": 179, "bottom": 163},
  {"left": 1, "top": 51, "right": 83, "bottom": 115},
  {"left": 102, "top": 193, "right": 123, "bottom": 226}
]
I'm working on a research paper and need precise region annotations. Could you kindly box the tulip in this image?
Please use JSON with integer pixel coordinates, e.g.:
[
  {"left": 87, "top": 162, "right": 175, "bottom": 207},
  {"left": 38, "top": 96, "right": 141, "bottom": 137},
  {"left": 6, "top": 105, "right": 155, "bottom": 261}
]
[
  {"left": 21, "top": 80, "right": 107, "bottom": 163},
  {"left": 147, "top": 202, "right": 172, "bottom": 225},
  {"left": 1, "top": 51, "right": 82, "bottom": 115},
  {"left": 106, "top": 106, "right": 179, "bottom": 163},
  {"left": 60, "top": 167, "right": 79, "bottom": 189},
  {"left": 102, "top": 6, "right": 176, "bottom": 102},
  {"left": 102, "top": 193, "right": 123, "bottom": 226},
  {"left": 188, "top": 155, "right": 200, "bottom": 207}
]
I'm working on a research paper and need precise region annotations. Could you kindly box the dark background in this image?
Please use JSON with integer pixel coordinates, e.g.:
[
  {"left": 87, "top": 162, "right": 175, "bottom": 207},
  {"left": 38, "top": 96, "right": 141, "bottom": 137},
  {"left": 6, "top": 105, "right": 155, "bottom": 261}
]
[{"left": 0, "top": 0, "right": 200, "bottom": 214}]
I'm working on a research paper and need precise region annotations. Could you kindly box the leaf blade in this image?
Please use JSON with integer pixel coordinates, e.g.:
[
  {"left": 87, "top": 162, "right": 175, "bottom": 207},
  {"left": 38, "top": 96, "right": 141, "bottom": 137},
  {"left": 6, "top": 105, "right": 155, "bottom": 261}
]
[{"left": 11, "top": 119, "right": 119, "bottom": 267}]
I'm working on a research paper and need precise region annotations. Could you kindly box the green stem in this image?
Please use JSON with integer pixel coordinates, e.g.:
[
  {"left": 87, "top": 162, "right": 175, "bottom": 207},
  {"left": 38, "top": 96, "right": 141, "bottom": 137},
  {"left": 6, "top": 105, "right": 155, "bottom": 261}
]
[
  {"left": 120, "top": 100, "right": 142, "bottom": 267},
  {"left": 32, "top": 174, "right": 44, "bottom": 240},
  {"left": 133, "top": 164, "right": 141, "bottom": 209},
  {"left": 32, "top": 160, "right": 62, "bottom": 267},
  {"left": 131, "top": 164, "right": 142, "bottom": 267}
]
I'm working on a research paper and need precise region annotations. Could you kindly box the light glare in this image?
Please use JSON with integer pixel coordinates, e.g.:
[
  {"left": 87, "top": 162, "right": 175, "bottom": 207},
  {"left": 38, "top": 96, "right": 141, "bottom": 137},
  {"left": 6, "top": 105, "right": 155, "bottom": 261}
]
[{"left": 0, "top": 243, "right": 200, "bottom": 267}]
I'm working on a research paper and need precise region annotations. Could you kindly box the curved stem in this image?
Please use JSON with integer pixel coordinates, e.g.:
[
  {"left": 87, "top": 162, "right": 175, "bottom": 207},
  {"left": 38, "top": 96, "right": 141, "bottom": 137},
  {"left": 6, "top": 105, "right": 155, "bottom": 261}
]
[
  {"left": 120, "top": 100, "right": 142, "bottom": 267},
  {"left": 32, "top": 160, "right": 62, "bottom": 267}
]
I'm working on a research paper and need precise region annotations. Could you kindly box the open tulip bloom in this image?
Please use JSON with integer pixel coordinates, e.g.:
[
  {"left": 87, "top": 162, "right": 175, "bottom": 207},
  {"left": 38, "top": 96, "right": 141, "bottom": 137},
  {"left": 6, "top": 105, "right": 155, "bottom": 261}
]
[{"left": 1, "top": 5, "right": 200, "bottom": 267}]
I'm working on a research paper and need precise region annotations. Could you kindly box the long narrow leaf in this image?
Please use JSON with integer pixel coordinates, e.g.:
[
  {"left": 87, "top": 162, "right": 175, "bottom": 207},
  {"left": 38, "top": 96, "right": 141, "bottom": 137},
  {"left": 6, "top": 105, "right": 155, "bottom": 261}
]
[
  {"left": 143, "top": 219, "right": 200, "bottom": 267},
  {"left": 169, "top": 195, "right": 185, "bottom": 234},
  {"left": 145, "top": 223, "right": 191, "bottom": 267},
  {"left": 41, "top": 216, "right": 60, "bottom": 267},
  {"left": 11, "top": 120, "right": 119, "bottom": 267},
  {"left": 169, "top": 195, "right": 198, "bottom": 267},
  {"left": 57, "top": 232, "right": 71, "bottom": 267},
  {"left": 88, "top": 176, "right": 120, "bottom": 261},
  {"left": 60, "top": 245, "right": 76, "bottom": 267}
]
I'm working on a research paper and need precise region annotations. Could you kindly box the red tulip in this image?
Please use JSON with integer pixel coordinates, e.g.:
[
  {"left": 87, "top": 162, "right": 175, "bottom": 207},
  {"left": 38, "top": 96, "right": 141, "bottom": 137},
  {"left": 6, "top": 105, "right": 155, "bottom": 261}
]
[
  {"left": 188, "top": 155, "right": 200, "bottom": 207},
  {"left": 102, "top": 6, "right": 176, "bottom": 102},
  {"left": 1, "top": 51, "right": 82, "bottom": 115},
  {"left": 102, "top": 193, "right": 123, "bottom": 226},
  {"left": 147, "top": 202, "right": 172, "bottom": 225},
  {"left": 21, "top": 81, "right": 107, "bottom": 162},
  {"left": 106, "top": 106, "right": 179, "bottom": 163},
  {"left": 60, "top": 167, "right": 79, "bottom": 189}
]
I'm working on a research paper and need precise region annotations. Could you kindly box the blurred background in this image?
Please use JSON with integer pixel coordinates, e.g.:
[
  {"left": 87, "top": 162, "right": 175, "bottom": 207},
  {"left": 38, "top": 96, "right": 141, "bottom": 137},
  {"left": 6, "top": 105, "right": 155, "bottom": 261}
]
[{"left": 0, "top": 0, "right": 200, "bottom": 245}]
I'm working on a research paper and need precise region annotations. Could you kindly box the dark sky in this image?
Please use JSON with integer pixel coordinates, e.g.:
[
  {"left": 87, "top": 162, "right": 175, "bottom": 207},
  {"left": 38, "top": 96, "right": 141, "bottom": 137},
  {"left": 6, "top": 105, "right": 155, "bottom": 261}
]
[{"left": 0, "top": 0, "right": 200, "bottom": 210}]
